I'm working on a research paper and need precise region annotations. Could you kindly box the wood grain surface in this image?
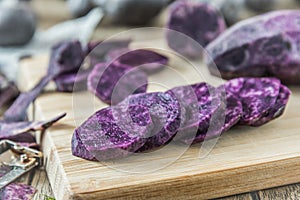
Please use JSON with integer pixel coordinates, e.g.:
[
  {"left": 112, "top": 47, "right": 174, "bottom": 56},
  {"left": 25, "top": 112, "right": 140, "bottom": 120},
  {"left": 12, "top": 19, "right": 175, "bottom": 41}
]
[
  {"left": 19, "top": 45, "right": 300, "bottom": 200},
  {"left": 12, "top": 0, "right": 300, "bottom": 199}
]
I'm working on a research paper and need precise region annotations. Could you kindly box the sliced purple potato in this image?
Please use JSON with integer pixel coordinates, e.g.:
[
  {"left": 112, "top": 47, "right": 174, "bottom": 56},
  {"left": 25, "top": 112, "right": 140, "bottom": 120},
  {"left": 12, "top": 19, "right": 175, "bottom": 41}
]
[
  {"left": 167, "top": 83, "right": 224, "bottom": 144},
  {"left": 166, "top": 0, "right": 226, "bottom": 58},
  {"left": 251, "top": 84, "right": 291, "bottom": 126},
  {"left": 222, "top": 77, "right": 289, "bottom": 126},
  {"left": 124, "top": 92, "right": 182, "bottom": 151},
  {"left": 88, "top": 62, "right": 148, "bottom": 105},
  {"left": 0, "top": 183, "right": 36, "bottom": 200},
  {"left": 217, "top": 89, "right": 243, "bottom": 132},
  {"left": 72, "top": 104, "right": 153, "bottom": 161},
  {"left": 206, "top": 10, "right": 300, "bottom": 84},
  {"left": 54, "top": 69, "right": 91, "bottom": 92},
  {"left": 107, "top": 49, "right": 168, "bottom": 74}
]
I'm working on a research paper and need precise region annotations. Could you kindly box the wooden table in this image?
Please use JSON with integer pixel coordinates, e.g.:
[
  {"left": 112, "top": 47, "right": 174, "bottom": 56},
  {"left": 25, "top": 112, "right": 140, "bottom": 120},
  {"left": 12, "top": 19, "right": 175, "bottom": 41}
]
[{"left": 14, "top": 0, "right": 300, "bottom": 199}]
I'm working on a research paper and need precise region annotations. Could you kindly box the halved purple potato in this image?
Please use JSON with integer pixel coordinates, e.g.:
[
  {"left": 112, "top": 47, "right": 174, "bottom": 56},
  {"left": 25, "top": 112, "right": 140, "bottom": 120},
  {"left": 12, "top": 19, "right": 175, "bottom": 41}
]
[
  {"left": 123, "top": 92, "right": 182, "bottom": 151},
  {"left": 0, "top": 183, "right": 36, "bottom": 200},
  {"left": 166, "top": 0, "right": 226, "bottom": 58},
  {"left": 206, "top": 10, "right": 300, "bottom": 84},
  {"left": 166, "top": 83, "right": 224, "bottom": 144},
  {"left": 54, "top": 69, "right": 91, "bottom": 92},
  {"left": 72, "top": 104, "right": 153, "bottom": 161},
  {"left": 222, "top": 77, "right": 289, "bottom": 126},
  {"left": 107, "top": 49, "right": 168, "bottom": 74},
  {"left": 87, "top": 62, "right": 148, "bottom": 105}
]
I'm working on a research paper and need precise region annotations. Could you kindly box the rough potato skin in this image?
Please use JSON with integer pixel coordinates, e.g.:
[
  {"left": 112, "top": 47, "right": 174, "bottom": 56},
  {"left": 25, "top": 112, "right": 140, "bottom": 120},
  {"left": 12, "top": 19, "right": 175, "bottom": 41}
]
[{"left": 206, "top": 10, "right": 300, "bottom": 84}]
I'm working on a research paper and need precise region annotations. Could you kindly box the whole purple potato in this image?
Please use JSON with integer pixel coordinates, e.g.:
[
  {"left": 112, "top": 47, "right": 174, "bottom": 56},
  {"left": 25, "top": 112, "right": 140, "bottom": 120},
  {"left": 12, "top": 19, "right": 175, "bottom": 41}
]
[
  {"left": 166, "top": 0, "right": 226, "bottom": 58},
  {"left": 206, "top": 10, "right": 300, "bottom": 84},
  {"left": 0, "top": 2, "right": 36, "bottom": 46}
]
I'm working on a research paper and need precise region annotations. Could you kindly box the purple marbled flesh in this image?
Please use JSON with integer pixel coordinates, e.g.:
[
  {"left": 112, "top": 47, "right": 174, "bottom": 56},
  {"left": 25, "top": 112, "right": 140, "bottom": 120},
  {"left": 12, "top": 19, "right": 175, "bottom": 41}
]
[
  {"left": 54, "top": 69, "right": 90, "bottom": 92},
  {"left": 107, "top": 49, "right": 168, "bottom": 74},
  {"left": 167, "top": 83, "right": 224, "bottom": 144},
  {"left": 218, "top": 89, "right": 243, "bottom": 132},
  {"left": 72, "top": 104, "right": 153, "bottom": 161},
  {"left": 0, "top": 183, "right": 36, "bottom": 200},
  {"left": 124, "top": 92, "right": 182, "bottom": 151},
  {"left": 166, "top": 0, "right": 226, "bottom": 58},
  {"left": 206, "top": 10, "right": 300, "bottom": 84},
  {"left": 48, "top": 40, "right": 85, "bottom": 76},
  {"left": 251, "top": 84, "right": 291, "bottom": 126},
  {"left": 222, "top": 77, "right": 290, "bottom": 126},
  {"left": 87, "top": 62, "right": 148, "bottom": 105}
]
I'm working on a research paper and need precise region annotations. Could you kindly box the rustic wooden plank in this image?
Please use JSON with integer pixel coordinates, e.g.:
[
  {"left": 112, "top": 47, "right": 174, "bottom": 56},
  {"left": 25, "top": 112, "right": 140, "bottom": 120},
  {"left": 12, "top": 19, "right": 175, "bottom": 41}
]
[
  {"left": 17, "top": 1, "right": 300, "bottom": 200},
  {"left": 19, "top": 48, "right": 300, "bottom": 199}
]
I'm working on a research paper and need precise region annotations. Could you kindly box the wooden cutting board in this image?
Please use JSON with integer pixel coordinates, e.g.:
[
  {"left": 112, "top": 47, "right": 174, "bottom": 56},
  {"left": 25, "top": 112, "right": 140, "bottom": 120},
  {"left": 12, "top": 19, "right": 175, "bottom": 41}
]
[{"left": 19, "top": 38, "right": 300, "bottom": 200}]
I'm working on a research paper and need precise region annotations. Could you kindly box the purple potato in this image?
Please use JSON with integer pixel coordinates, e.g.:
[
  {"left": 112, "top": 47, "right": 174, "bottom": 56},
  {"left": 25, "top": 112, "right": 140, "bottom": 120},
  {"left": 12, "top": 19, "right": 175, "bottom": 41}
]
[
  {"left": 0, "top": 183, "right": 36, "bottom": 200},
  {"left": 123, "top": 92, "right": 182, "bottom": 151},
  {"left": 222, "top": 77, "right": 290, "bottom": 126},
  {"left": 107, "top": 49, "right": 168, "bottom": 74},
  {"left": 0, "top": 2, "right": 36, "bottom": 46},
  {"left": 206, "top": 10, "right": 300, "bottom": 84},
  {"left": 250, "top": 84, "right": 291, "bottom": 126},
  {"left": 166, "top": 83, "right": 224, "bottom": 144},
  {"left": 54, "top": 69, "right": 90, "bottom": 92},
  {"left": 72, "top": 104, "right": 153, "bottom": 161},
  {"left": 87, "top": 62, "right": 148, "bottom": 105},
  {"left": 166, "top": 0, "right": 226, "bottom": 58},
  {"left": 220, "top": 90, "right": 243, "bottom": 132}
]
